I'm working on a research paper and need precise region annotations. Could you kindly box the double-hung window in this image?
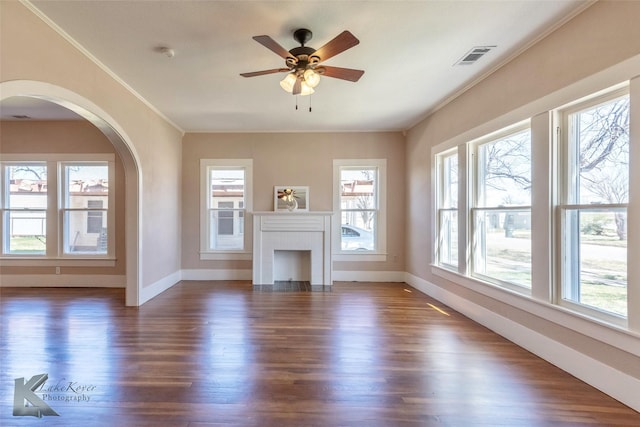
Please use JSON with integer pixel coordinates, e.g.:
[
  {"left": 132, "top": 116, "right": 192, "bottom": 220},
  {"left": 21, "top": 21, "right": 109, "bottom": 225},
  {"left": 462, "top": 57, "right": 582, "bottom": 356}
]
[
  {"left": 1, "top": 162, "right": 48, "bottom": 255},
  {"left": 200, "top": 159, "right": 252, "bottom": 258},
  {"left": 60, "top": 162, "right": 110, "bottom": 255},
  {"left": 1, "top": 155, "right": 115, "bottom": 260},
  {"left": 471, "top": 125, "right": 532, "bottom": 289},
  {"left": 436, "top": 149, "right": 459, "bottom": 269},
  {"left": 334, "top": 159, "right": 386, "bottom": 258},
  {"left": 558, "top": 89, "right": 629, "bottom": 320}
]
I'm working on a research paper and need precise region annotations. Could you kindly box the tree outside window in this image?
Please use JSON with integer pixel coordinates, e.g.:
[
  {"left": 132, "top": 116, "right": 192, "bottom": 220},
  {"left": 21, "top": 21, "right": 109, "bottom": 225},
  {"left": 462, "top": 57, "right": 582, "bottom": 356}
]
[{"left": 561, "top": 92, "right": 629, "bottom": 318}]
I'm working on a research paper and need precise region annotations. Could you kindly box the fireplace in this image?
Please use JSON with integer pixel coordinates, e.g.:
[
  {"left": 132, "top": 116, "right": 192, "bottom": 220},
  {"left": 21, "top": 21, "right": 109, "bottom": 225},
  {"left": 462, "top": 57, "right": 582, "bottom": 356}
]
[{"left": 252, "top": 212, "right": 333, "bottom": 288}]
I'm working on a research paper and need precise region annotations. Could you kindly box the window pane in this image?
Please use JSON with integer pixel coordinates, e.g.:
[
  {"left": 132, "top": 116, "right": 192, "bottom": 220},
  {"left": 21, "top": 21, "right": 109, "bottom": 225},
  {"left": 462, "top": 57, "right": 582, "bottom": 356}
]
[
  {"left": 569, "top": 96, "right": 629, "bottom": 205},
  {"left": 438, "top": 210, "right": 458, "bottom": 267},
  {"left": 208, "top": 168, "right": 245, "bottom": 250},
  {"left": 208, "top": 209, "right": 243, "bottom": 250},
  {"left": 210, "top": 169, "right": 244, "bottom": 206},
  {"left": 340, "top": 168, "right": 377, "bottom": 251},
  {"left": 6, "top": 211, "right": 47, "bottom": 254},
  {"left": 65, "top": 164, "right": 109, "bottom": 207},
  {"left": 340, "top": 213, "right": 375, "bottom": 251},
  {"left": 562, "top": 209, "right": 627, "bottom": 317},
  {"left": 5, "top": 164, "right": 47, "bottom": 254},
  {"left": 477, "top": 129, "right": 531, "bottom": 207},
  {"left": 340, "top": 168, "right": 376, "bottom": 210},
  {"left": 63, "top": 210, "right": 107, "bottom": 254},
  {"left": 473, "top": 209, "right": 531, "bottom": 288},
  {"left": 442, "top": 153, "right": 458, "bottom": 208}
]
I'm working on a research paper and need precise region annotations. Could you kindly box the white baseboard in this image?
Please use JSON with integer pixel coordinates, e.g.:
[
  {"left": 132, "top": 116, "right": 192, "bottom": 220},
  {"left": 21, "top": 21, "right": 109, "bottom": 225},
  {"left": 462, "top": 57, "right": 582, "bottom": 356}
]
[
  {"left": 332, "top": 270, "right": 405, "bottom": 282},
  {"left": 0, "top": 274, "right": 125, "bottom": 288},
  {"left": 180, "top": 269, "right": 252, "bottom": 281},
  {"left": 139, "top": 270, "right": 182, "bottom": 305},
  {"left": 404, "top": 272, "right": 640, "bottom": 413}
]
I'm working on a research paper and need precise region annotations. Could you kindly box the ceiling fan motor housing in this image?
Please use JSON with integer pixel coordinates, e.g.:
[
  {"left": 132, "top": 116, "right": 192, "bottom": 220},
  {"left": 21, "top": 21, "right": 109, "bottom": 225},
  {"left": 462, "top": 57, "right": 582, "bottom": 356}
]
[{"left": 293, "top": 28, "right": 313, "bottom": 46}]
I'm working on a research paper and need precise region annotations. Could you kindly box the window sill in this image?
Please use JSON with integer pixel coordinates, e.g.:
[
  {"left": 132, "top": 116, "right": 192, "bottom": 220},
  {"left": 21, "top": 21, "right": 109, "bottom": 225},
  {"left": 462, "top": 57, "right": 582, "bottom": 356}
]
[
  {"left": 0, "top": 257, "right": 116, "bottom": 267},
  {"left": 200, "top": 251, "right": 252, "bottom": 261},
  {"left": 333, "top": 253, "right": 387, "bottom": 262}
]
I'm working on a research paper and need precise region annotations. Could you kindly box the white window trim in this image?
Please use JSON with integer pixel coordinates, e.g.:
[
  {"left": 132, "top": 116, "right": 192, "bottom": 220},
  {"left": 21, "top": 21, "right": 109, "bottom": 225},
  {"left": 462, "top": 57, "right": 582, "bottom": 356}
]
[
  {"left": 0, "top": 153, "right": 116, "bottom": 265},
  {"left": 199, "top": 159, "right": 253, "bottom": 260},
  {"left": 333, "top": 159, "right": 387, "bottom": 262},
  {"left": 430, "top": 57, "right": 640, "bottom": 335},
  {"left": 469, "top": 122, "right": 532, "bottom": 293},
  {"left": 556, "top": 87, "right": 630, "bottom": 325}
]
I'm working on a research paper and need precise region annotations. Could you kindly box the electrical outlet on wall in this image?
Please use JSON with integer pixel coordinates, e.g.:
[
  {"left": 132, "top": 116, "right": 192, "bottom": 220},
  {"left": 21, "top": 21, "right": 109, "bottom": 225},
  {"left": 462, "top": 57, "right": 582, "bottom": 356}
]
[{"left": 55, "top": 267, "right": 61, "bottom": 275}]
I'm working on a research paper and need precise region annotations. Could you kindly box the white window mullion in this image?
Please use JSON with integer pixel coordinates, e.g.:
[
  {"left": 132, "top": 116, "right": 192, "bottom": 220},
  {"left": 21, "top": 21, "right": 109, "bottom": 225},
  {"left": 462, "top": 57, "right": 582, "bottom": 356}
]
[
  {"left": 530, "top": 111, "right": 554, "bottom": 303},
  {"left": 458, "top": 144, "right": 468, "bottom": 276}
]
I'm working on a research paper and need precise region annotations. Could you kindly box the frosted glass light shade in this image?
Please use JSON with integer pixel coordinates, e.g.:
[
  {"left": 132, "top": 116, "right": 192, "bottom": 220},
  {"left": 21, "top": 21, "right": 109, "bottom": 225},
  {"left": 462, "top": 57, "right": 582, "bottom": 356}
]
[
  {"left": 303, "top": 69, "right": 320, "bottom": 88},
  {"left": 279, "top": 73, "right": 297, "bottom": 93},
  {"left": 300, "top": 82, "right": 315, "bottom": 96}
]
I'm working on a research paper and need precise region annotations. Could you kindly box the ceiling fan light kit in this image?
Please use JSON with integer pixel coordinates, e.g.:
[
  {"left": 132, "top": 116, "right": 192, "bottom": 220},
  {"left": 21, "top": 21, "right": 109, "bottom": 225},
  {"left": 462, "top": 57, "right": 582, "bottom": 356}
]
[{"left": 241, "top": 28, "right": 364, "bottom": 99}]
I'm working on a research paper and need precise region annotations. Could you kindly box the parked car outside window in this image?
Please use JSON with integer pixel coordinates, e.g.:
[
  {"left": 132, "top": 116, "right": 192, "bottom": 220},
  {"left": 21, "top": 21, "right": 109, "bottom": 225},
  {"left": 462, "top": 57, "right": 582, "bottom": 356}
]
[{"left": 341, "top": 224, "right": 374, "bottom": 251}]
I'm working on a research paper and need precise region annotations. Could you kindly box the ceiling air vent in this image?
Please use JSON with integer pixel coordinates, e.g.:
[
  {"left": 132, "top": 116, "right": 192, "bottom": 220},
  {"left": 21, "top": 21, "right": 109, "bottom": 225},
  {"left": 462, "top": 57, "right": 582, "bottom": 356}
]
[{"left": 455, "top": 46, "right": 496, "bottom": 66}]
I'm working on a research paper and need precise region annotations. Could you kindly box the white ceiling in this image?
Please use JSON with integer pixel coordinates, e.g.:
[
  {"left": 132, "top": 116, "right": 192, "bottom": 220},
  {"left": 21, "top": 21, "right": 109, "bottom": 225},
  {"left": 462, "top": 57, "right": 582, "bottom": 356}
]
[{"left": 2, "top": 0, "right": 591, "bottom": 132}]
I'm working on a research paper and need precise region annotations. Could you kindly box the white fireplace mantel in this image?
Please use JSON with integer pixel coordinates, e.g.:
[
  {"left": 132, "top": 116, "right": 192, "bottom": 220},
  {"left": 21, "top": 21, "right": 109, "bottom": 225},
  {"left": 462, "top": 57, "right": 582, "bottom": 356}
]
[{"left": 252, "top": 211, "right": 333, "bottom": 286}]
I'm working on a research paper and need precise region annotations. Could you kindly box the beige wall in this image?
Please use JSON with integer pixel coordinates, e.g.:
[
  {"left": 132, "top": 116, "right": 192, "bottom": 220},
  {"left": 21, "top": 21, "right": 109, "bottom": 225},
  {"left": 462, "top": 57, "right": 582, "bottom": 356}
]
[
  {"left": 1, "top": 1, "right": 183, "bottom": 298},
  {"left": 182, "top": 132, "right": 406, "bottom": 273},
  {"left": 405, "top": 0, "right": 640, "bottom": 407},
  {"left": 0, "top": 120, "right": 127, "bottom": 277}
]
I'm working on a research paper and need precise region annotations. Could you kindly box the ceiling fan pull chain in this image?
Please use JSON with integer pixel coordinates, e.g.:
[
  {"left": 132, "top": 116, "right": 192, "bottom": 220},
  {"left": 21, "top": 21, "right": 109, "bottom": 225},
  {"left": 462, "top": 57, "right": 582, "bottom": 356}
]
[
  {"left": 309, "top": 96, "right": 312, "bottom": 113},
  {"left": 295, "top": 96, "right": 298, "bottom": 110}
]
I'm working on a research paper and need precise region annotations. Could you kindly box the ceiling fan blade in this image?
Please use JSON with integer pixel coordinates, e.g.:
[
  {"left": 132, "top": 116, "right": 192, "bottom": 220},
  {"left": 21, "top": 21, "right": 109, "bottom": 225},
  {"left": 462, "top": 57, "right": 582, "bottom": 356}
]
[
  {"left": 312, "top": 31, "right": 360, "bottom": 63},
  {"left": 240, "top": 68, "right": 289, "bottom": 78},
  {"left": 292, "top": 76, "right": 302, "bottom": 95},
  {"left": 253, "top": 35, "right": 295, "bottom": 60},
  {"left": 320, "top": 66, "right": 364, "bottom": 82}
]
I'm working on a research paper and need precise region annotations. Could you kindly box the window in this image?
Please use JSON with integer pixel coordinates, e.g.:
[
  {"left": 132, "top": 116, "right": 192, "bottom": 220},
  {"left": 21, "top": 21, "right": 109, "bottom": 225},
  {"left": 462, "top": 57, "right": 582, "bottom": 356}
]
[
  {"left": 471, "top": 125, "right": 532, "bottom": 289},
  {"left": 1, "top": 155, "right": 115, "bottom": 260},
  {"left": 436, "top": 149, "right": 458, "bottom": 269},
  {"left": 334, "top": 159, "right": 386, "bottom": 258},
  {"left": 61, "top": 163, "right": 109, "bottom": 255},
  {"left": 559, "top": 90, "right": 629, "bottom": 319},
  {"left": 1, "top": 162, "right": 47, "bottom": 255},
  {"left": 200, "top": 159, "right": 252, "bottom": 257}
]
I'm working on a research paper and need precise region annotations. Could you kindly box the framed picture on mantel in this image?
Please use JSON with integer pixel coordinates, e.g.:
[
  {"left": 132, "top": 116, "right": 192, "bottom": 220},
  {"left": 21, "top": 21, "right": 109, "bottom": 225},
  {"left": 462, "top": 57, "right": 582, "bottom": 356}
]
[{"left": 274, "top": 186, "right": 309, "bottom": 212}]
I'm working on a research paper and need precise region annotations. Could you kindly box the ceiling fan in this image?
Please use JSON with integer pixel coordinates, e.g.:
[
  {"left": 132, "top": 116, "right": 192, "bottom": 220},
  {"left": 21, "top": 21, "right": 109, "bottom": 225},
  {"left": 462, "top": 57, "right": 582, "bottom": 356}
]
[{"left": 240, "top": 28, "right": 364, "bottom": 96}]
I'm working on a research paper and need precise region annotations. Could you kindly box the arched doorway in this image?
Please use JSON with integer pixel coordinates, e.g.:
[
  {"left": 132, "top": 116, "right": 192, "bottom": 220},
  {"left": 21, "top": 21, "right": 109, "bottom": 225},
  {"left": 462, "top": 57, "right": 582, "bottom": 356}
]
[{"left": 1, "top": 80, "right": 141, "bottom": 306}]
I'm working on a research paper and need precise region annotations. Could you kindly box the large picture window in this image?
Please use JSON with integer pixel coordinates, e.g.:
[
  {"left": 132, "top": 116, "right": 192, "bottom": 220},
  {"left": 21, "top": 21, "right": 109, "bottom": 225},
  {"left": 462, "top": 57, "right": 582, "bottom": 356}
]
[
  {"left": 471, "top": 125, "right": 532, "bottom": 289},
  {"left": 200, "top": 159, "right": 252, "bottom": 256},
  {"left": 559, "top": 90, "right": 629, "bottom": 319}
]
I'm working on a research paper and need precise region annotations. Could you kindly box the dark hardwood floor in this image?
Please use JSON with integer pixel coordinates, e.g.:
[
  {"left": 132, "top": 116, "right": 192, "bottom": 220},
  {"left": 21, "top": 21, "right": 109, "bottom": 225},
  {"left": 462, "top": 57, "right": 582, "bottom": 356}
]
[{"left": 1, "top": 281, "right": 638, "bottom": 426}]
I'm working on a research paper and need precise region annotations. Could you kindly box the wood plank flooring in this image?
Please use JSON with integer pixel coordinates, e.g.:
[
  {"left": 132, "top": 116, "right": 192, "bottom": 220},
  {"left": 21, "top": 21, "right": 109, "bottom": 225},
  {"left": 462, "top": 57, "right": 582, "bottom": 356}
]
[{"left": 1, "top": 281, "right": 639, "bottom": 426}]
